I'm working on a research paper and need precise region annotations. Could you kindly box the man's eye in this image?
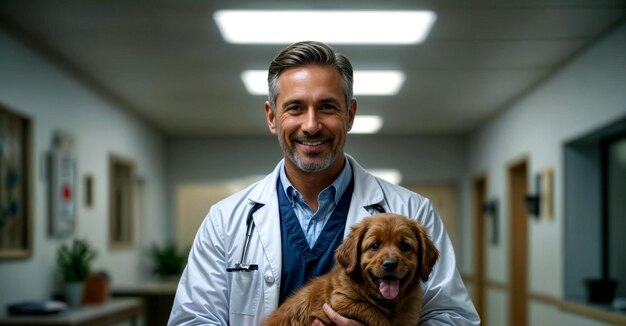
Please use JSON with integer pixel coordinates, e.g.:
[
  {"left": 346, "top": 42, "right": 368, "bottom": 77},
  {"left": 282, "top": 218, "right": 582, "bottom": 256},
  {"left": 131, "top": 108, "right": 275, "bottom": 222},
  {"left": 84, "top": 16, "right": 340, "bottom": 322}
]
[
  {"left": 286, "top": 106, "right": 301, "bottom": 112},
  {"left": 321, "top": 104, "right": 336, "bottom": 110}
]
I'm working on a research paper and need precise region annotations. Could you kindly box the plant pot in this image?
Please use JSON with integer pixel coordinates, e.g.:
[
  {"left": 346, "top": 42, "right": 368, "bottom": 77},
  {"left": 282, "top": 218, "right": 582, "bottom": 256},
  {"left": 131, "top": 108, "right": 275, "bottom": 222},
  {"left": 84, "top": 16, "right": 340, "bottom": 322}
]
[
  {"left": 64, "top": 281, "right": 85, "bottom": 309},
  {"left": 585, "top": 278, "right": 618, "bottom": 303},
  {"left": 83, "top": 274, "right": 109, "bottom": 304}
]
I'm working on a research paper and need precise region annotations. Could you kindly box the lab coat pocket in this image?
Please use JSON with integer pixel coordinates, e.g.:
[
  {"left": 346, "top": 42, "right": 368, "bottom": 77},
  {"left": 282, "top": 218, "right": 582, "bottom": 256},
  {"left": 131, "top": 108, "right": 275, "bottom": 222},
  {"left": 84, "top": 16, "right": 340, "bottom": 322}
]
[{"left": 230, "top": 271, "right": 262, "bottom": 316}]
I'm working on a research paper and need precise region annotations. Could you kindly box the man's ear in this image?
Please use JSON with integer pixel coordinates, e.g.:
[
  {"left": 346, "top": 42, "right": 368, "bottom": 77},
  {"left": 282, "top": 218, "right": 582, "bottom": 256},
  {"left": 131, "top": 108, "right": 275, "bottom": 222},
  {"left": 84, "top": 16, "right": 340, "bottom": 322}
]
[
  {"left": 264, "top": 101, "right": 277, "bottom": 135},
  {"left": 346, "top": 98, "right": 357, "bottom": 131}
]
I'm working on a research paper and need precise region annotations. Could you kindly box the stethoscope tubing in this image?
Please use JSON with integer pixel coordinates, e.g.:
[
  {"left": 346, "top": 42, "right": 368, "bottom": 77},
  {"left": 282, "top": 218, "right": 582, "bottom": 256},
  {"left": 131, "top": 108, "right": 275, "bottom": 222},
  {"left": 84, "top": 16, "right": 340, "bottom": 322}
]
[{"left": 227, "top": 203, "right": 385, "bottom": 272}]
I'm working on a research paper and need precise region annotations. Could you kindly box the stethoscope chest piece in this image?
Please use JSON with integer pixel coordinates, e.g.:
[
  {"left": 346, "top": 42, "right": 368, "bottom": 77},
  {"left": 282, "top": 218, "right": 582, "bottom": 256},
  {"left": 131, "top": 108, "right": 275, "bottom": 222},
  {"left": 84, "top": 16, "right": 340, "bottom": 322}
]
[{"left": 227, "top": 263, "right": 258, "bottom": 272}]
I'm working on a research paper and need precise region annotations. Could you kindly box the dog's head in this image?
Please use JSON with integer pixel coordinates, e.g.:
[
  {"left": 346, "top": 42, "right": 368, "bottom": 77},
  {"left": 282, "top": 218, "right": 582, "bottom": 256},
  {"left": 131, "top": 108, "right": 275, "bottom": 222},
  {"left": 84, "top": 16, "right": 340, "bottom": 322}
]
[{"left": 335, "top": 213, "right": 439, "bottom": 301}]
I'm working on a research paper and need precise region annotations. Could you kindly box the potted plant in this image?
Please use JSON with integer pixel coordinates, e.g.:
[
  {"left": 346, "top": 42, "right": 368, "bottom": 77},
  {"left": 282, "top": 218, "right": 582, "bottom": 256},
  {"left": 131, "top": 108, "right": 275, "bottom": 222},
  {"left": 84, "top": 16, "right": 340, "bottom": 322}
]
[
  {"left": 57, "top": 238, "right": 97, "bottom": 308},
  {"left": 149, "top": 242, "right": 187, "bottom": 282}
]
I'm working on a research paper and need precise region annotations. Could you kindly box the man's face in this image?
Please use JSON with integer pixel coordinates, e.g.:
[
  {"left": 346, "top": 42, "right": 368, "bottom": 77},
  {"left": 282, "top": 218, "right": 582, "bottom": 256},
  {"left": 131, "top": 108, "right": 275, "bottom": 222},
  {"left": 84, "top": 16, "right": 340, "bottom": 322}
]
[{"left": 265, "top": 65, "right": 356, "bottom": 174}]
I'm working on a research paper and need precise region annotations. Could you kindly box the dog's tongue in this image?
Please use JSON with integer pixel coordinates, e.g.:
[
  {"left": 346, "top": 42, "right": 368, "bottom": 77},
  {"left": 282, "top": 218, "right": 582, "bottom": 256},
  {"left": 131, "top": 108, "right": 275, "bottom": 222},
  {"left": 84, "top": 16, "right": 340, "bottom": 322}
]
[{"left": 379, "top": 278, "right": 400, "bottom": 300}]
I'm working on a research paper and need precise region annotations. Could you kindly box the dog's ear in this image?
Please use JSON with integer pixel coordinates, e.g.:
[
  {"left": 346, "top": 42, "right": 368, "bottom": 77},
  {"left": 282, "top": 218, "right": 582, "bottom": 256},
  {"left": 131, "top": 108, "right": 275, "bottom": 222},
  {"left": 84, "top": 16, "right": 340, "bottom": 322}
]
[
  {"left": 413, "top": 222, "right": 440, "bottom": 282},
  {"left": 335, "top": 220, "right": 367, "bottom": 275}
]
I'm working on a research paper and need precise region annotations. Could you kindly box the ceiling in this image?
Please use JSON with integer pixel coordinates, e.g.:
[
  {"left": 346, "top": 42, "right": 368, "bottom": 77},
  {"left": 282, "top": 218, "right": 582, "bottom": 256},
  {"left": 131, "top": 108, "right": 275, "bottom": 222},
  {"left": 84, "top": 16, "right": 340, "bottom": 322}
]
[{"left": 1, "top": 1, "right": 624, "bottom": 138}]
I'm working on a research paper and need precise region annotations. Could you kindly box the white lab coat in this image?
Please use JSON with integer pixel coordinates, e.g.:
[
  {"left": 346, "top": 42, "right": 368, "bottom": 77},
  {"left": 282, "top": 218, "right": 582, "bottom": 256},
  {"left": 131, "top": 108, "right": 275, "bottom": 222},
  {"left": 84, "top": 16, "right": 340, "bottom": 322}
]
[{"left": 168, "top": 155, "right": 480, "bottom": 325}]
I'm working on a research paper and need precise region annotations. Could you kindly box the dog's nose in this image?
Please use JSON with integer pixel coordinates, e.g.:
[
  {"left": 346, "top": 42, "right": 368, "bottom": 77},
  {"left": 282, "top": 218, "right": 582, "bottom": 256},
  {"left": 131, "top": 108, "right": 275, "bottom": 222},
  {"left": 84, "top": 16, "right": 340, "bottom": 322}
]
[{"left": 383, "top": 259, "right": 398, "bottom": 272}]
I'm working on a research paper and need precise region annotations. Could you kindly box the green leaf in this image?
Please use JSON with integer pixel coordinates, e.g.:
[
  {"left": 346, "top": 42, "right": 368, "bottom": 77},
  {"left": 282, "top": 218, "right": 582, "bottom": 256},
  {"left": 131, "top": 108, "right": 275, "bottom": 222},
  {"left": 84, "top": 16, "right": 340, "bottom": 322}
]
[{"left": 56, "top": 239, "right": 97, "bottom": 282}]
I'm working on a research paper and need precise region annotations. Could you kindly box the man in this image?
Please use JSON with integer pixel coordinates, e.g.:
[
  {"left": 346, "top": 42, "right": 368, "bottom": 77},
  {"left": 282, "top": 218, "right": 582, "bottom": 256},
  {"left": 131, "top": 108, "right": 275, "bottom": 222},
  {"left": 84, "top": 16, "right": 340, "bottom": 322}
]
[{"left": 168, "top": 41, "right": 479, "bottom": 325}]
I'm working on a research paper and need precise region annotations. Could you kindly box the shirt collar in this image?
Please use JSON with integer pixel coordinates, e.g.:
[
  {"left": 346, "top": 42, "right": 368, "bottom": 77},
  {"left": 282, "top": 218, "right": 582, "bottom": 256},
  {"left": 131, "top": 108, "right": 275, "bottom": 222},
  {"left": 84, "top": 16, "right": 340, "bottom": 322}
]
[{"left": 279, "top": 158, "right": 353, "bottom": 205}]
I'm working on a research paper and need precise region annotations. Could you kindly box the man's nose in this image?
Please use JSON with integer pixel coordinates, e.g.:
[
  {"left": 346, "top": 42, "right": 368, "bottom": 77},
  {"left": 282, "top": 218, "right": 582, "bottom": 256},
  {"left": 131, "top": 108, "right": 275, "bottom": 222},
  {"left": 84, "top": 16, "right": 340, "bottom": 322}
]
[{"left": 302, "top": 109, "right": 322, "bottom": 134}]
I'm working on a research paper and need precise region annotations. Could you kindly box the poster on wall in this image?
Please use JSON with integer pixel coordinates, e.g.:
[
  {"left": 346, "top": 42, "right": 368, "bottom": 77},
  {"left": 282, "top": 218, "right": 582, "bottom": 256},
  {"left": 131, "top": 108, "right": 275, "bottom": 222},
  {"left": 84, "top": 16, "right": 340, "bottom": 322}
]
[{"left": 49, "top": 132, "right": 76, "bottom": 237}]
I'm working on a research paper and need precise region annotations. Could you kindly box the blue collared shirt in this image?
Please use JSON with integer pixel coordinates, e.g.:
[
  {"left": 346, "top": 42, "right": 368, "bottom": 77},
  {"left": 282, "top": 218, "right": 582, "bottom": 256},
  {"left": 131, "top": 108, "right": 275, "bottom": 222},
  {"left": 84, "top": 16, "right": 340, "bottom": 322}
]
[{"left": 279, "top": 160, "right": 353, "bottom": 248}]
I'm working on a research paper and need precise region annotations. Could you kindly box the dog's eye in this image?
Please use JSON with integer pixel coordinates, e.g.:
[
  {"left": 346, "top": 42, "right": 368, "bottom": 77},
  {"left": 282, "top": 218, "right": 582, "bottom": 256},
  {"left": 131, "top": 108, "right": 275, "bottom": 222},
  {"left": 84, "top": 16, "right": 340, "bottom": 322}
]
[
  {"left": 399, "top": 242, "right": 411, "bottom": 252},
  {"left": 370, "top": 242, "right": 380, "bottom": 251}
]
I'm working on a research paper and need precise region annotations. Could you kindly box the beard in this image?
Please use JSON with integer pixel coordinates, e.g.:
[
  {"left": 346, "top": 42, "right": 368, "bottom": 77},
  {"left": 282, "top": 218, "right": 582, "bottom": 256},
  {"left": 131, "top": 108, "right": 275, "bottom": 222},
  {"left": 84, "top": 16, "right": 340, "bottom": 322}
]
[
  {"left": 288, "top": 147, "right": 337, "bottom": 173},
  {"left": 278, "top": 134, "right": 338, "bottom": 173}
]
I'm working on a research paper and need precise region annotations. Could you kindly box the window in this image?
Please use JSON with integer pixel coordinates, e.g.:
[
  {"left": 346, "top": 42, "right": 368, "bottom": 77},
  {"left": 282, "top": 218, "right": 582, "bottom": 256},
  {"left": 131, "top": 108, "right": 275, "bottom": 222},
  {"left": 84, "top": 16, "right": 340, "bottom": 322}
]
[
  {"left": 564, "top": 116, "right": 626, "bottom": 302},
  {"left": 605, "top": 134, "right": 626, "bottom": 299}
]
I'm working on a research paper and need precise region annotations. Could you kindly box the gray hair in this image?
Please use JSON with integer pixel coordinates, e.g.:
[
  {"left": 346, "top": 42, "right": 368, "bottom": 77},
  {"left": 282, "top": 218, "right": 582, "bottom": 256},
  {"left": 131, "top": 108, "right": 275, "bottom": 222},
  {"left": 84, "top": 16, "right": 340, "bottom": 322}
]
[{"left": 267, "top": 41, "right": 354, "bottom": 110}]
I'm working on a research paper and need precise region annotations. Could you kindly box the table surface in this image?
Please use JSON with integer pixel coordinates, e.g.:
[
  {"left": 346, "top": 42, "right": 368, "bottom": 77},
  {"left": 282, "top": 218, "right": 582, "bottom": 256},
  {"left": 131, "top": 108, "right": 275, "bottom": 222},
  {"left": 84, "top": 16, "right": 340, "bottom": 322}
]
[
  {"left": 112, "top": 282, "right": 178, "bottom": 295},
  {"left": 0, "top": 298, "right": 143, "bottom": 326}
]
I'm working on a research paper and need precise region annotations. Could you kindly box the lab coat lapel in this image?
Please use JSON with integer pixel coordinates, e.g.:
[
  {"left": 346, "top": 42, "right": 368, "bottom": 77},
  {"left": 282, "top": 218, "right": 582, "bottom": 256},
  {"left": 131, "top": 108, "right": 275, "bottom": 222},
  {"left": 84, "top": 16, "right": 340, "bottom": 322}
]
[
  {"left": 253, "top": 197, "right": 281, "bottom": 281},
  {"left": 343, "top": 155, "right": 386, "bottom": 238},
  {"left": 247, "top": 162, "right": 283, "bottom": 293}
]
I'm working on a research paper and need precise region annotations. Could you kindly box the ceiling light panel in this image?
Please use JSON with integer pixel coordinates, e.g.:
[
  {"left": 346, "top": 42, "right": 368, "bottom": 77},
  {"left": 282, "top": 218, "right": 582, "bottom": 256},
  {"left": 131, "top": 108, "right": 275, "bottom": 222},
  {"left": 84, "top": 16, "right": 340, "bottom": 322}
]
[
  {"left": 214, "top": 10, "right": 436, "bottom": 44},
  {"left": 241, "top": 71, "right": 269, "bottom": 96},
  {"left": 353, "top": 71, "right": 405, "bottom": 95},
  {"left": 241, "top": 70, "right": 405, "bottom": 96},
  {"left": 350, "top": 115, "right": 383, "bottom": 134},
  {"left": 369, "top": 169, "right": 402, "bottom": 184}
]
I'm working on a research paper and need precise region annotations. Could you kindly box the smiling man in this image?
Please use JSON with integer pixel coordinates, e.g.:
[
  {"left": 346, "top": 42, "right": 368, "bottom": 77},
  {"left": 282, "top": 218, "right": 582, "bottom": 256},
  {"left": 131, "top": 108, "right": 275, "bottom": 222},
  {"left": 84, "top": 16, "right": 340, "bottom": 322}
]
[{"left": 168, "top": 41, "right": 480, "bottom": 326}]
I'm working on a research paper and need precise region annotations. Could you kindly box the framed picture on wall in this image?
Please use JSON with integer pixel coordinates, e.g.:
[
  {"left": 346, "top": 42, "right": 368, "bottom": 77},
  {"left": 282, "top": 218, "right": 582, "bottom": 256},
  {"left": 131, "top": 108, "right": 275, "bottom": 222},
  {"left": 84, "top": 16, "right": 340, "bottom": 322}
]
[
  {"left": 48, "top": 131, "right": 77, "bottom": 237},
  {"left": 0, "top": 105, "right": 33, "bottom": 259},
  {"left": 109, "top": 154, "right": 136, "bottom": 249}
]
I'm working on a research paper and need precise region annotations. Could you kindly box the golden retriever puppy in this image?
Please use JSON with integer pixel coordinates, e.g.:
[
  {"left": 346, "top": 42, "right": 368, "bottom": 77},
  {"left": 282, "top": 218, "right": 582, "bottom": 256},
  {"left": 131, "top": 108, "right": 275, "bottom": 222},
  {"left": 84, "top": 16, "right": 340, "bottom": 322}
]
[{"left": 261, "top": 213, "right": 439, "bottom": 326}]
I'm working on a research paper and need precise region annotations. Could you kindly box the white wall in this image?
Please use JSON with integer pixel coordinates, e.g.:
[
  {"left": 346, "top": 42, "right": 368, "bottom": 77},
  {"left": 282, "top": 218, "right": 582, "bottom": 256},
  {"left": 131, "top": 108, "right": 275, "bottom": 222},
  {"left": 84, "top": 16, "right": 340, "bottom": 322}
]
[
  {"left": 0, "top": 30, "right": 167, "bottom": 308},
  {"left": 463, "top": 20, "right": 626, "bottom": 325}
]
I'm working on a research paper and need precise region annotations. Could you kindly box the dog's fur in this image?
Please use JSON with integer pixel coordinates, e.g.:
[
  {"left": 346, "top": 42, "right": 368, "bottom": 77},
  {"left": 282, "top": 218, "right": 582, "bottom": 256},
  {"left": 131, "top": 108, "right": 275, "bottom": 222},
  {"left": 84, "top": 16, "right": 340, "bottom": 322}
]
[{"left": 261, "top": 213, "right": 439, "bottom": 326}]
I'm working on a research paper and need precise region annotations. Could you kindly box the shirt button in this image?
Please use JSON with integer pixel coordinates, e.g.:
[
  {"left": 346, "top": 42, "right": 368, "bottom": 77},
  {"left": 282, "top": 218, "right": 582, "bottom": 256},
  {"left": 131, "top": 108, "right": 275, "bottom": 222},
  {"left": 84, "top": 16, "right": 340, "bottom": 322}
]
[{"left": 264, "top": 273, "right": 275, "bottom": 284}]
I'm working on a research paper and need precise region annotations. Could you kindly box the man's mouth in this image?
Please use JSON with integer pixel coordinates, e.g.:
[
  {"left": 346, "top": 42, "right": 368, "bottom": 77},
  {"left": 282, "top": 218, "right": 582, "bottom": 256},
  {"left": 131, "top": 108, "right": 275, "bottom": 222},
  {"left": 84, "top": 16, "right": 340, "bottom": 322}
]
[
  {"left": 300, "top": 140, "right": 324, "bottom": 146},
  {"left": 296, "top": 139, "right": 329, "bottom": 152}
]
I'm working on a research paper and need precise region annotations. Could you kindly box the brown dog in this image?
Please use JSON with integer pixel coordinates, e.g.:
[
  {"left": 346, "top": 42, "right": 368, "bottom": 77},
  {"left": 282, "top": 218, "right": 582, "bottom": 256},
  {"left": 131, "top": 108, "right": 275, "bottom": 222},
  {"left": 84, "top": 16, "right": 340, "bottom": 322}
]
[{"left": 261, "top": 213, "right": 439, "bottom": 326}]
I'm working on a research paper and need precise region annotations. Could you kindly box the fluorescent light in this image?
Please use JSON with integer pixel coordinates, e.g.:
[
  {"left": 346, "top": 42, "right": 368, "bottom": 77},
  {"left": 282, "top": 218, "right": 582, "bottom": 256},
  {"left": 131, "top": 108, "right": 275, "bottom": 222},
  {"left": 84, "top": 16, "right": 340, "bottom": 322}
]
[
  {"left": 241, "top": 71, "right": 269, "bottom": 95},
  {"left": 354, "top": 71, "right": 405, "bottom": 95},
  {"left": 369, "top": 169, "right": 402, "bottom": 185},
  {"left": 350, "top": 115, "right": 383, "bottom": 134},
  {"left": 214, "top": 10, "right": 436, "bottom": 44},
  {"left": 241, "top": 70, "right": 405, "bottom": 96}
]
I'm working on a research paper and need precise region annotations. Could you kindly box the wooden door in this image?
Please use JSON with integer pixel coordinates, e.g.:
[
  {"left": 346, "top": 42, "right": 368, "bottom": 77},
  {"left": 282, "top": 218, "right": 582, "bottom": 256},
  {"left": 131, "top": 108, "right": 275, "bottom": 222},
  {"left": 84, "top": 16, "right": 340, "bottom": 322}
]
[
  {"left": 405, "top": 184, "right": 458, "bottom": 248},
  {"left": 473, "top": 176, "right": 487, "bottom": 324},
  {"left": 508, "top": 159, "right": 529, "bottom": 326}
]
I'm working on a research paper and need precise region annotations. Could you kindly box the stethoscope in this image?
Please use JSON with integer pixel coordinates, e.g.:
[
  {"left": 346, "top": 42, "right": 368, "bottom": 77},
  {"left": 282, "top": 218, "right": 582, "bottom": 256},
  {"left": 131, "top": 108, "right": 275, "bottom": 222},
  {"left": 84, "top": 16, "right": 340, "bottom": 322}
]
[
  {"left": 226, "top": 202, "right": 386, "bottom": 273},
  {"left": 227, "top": 202, "right": 263, "bottom": 272}
]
